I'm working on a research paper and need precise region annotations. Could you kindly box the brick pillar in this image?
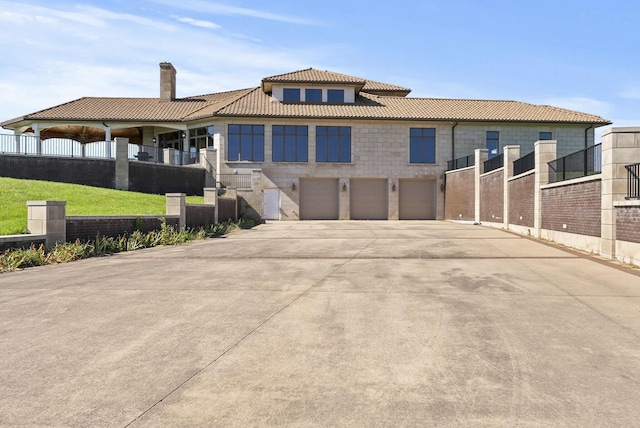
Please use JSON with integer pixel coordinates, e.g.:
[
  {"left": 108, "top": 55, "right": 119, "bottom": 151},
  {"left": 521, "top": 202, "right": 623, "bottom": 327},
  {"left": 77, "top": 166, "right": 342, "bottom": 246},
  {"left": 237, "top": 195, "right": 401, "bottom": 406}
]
[
  {"left": 600, "top": 128, "right": 640, "bottom": 259},
  {"left": 503, "top": 145, "right": 521, "bottom": 228},
  {"left": 339, "top": 179, "right": 350, "bottom": 220},
  {"left": 533, "top": 140, "right": 557, "bottom": 238},
  {"left": 114, "top": 137, "right": 129, "bottom": 190},
  {"left": 166, "top": 193, "right": 186, "bottom": 229},
  {"left": 27, "top": 201, "right": 66, "bottom": 248},
  {"left": 474, "top": 148, "right": 489, "bottom": 224}
]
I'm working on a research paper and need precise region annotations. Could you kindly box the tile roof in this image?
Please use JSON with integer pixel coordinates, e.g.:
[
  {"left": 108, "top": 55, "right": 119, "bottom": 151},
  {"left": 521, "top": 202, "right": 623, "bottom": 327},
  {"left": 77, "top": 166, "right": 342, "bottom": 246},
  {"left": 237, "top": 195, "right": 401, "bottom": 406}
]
[
  {"left": 261, "top": 68, "right": 411, "bottom": 96},
  {"left": 215, "top": 90, "right": 610, "bottom": 124},
  {"left": 1, "top": 69, "right": 610, "bottom": 127}
]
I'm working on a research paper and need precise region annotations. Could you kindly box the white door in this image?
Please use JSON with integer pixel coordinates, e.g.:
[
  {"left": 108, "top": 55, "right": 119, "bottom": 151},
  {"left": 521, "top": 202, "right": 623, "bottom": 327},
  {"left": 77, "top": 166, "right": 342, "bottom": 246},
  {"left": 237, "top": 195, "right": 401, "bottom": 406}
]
[{"left": 264, "top": 189, "right": 280, "bottom": 220}]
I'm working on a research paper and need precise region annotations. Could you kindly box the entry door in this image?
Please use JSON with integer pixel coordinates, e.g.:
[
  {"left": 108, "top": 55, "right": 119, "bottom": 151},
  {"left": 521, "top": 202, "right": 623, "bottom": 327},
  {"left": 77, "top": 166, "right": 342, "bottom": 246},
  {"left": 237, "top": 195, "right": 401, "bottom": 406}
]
[{"left": 263, "top": 189, "right": 280, "bottom": 220}]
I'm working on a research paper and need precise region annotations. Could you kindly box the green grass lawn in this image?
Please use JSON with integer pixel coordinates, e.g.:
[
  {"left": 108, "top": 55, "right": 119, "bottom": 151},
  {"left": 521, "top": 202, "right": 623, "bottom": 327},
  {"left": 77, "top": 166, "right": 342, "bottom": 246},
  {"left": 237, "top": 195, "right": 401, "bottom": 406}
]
[{"left": 0, "top": 178, "right": 204, "bottom": 235}]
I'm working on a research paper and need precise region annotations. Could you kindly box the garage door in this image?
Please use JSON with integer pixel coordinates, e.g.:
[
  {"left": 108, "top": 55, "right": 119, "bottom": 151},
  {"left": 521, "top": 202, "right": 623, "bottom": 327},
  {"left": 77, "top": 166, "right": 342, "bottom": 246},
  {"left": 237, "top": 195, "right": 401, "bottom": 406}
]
[
  {"left": 399, "top": 179, "right": 436, "bottom": 220},
  {"left": 350, "top": 179, "right": 388, "bottom": 220},
  {"left": 299, "top": 178, "right": 339, "bottom": 220}
]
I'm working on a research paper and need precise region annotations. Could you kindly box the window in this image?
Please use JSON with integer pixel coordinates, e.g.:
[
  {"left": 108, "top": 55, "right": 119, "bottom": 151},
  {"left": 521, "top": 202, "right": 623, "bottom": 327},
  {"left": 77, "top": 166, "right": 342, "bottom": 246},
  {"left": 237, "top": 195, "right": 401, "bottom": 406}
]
[
  {"left": 273, "top": 125, "right": 308, "bottom": 162},
  {"left": 327, "top": 89, "right": 344, "bottom": 103},
  {"left": 188, "top": 126, "right": 214, "bottom": 152},
  {"left": 305, "top": 88, "right": 322, "bottom": 102},
  {"left": 316, "top": 126, "right": 351, "bottom": 162},
  {"left": 283, "top": 88, "right": 300, "bottom": 102},
  {"left": 409, "top": 128, "right": 436, "bottom": 163},
  {"left": 486, "top": 131, "right": 499, "bottom": 159},
  {"left": 539, "top": 132, "right": 552, "bottom": 140},
  {"left": 228, "top": 125, "right": 264, "bottom": 162}
]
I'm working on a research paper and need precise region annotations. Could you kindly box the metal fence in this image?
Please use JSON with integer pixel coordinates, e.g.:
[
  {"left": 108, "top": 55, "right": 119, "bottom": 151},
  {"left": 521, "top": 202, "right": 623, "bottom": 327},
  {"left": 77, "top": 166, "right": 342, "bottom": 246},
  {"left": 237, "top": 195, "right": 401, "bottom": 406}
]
[
  {"left": 548, "top": 143, "right": 601, "bottom": 184},
  {"left": 483, "top": 153, "right": 504, "bottom": 173},
  {"left": 446, "top": 154, "right": 474, "bottom": 171},
  {"left": 218, "top": 174, "right": 252, "bottom": 189},
  {"left": 513, "top": 151, "right": 535, "bottom": 176},
  {"left": 626, "top": 163, "right": 640, "bottom": 199}
]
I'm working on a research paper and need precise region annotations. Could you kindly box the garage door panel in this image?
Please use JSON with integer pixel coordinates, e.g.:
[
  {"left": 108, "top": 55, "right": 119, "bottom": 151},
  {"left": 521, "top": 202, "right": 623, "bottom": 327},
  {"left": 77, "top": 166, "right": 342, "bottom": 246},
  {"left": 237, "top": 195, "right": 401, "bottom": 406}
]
[
  {"left": 399, "top": 180, "right": 436, "bottom": 220},
  {"left": 300, "top": 179, "right": 339, "bottom": 220},
  {"left": 350, "top": 179, "right": 388, "bottom": 220}
]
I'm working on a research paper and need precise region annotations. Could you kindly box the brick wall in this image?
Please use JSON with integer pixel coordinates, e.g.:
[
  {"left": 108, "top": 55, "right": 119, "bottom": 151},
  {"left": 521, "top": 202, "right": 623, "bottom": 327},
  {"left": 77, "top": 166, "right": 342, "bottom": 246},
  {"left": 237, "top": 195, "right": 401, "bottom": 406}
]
[
  {"left": 0, "top": 155, "right": 114, "bottom": 188},
  {"left": 129, "top": 162, "right": 205, "bottom": 195},
  {"left": 541, "top": 179, "right": 601, "bottom": 237},
  {"left": 480, "top": 169, "right": 504, "bottom": 223},
  {"left": 0, "top": 236, "right": 46, "bottom": 252},
  {"left": 66, "top": 216, "right": 180, "bottom": 242},
  {"left": 508, "top": 172, "right": 535, "bottom": 228},
  {"left": 219, "top": 198, "right": 237, "bottom": 221},
  {"left": 444, "top": 168, "right": 474, "bottom": 220},
  {"left": 616, "top": 206, "right": 640, "bottom": 244},
  {"left": 185, "top": 205, "right": 216, "bottom": 228}
]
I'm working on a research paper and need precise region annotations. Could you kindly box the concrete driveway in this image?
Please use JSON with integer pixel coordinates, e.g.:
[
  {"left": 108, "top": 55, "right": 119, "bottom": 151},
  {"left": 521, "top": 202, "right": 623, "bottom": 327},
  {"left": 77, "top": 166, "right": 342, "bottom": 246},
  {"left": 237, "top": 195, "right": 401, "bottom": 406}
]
[{"left": 1, "top": 221, "right": 640, "bottom": 427}]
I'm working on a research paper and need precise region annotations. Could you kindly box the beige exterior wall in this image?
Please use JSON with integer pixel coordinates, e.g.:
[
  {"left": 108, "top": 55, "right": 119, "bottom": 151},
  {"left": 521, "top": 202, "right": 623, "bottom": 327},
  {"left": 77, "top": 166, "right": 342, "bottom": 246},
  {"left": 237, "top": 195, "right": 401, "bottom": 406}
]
[
  {"left": 206, "top": 118, "right": 598, "bottom": 221},
  {"left": 453, "top": 123, "right": 593, "bottom": 159}
]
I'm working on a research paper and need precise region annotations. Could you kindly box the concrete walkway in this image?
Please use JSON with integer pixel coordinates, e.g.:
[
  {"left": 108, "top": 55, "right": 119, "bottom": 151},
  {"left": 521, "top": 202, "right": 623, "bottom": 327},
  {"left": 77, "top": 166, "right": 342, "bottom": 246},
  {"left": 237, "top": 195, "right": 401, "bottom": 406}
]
[{"left": 1, "top": 221, "right": 639, "bottom": 427}]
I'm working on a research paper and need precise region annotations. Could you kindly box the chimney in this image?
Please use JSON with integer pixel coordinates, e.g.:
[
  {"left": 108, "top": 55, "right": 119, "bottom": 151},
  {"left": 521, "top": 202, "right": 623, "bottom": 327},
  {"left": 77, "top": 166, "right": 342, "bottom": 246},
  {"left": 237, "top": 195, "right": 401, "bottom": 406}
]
[{"left": 159, "top": 62, "right": 176, "bottom": 101}]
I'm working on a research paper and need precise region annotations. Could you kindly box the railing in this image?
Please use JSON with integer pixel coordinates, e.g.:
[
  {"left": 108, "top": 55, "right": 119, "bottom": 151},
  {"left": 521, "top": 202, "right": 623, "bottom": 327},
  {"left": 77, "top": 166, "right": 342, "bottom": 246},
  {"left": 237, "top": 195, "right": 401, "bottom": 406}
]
[
  {"left": 447, "top": 154, "right": 474, "bottom": 171},
  {"left": 548, "top": 143, "right": 601, "bottom": 183},
  {"left": 513, "top": 151, "right": 535, "bottom": 175},
  {"left": 483, "top": 153, "right": 504, "bottom": 173},
  {"left": 129, "top": 144, "right": 163, "bottom": 163},
  {"left": 626, "top": 163, "right": 640, "bottom": 199},
  {"left": 218, "top": 174, "right": 252, "bottom": 189}
]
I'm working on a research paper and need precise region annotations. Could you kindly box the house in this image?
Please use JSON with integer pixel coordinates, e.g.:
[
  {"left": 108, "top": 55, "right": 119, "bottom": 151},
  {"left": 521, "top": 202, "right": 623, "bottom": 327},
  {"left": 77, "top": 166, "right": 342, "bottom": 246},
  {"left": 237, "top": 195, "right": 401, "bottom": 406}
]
[{"left": 1, "top": 62, "right": 611, "bottom": 220}]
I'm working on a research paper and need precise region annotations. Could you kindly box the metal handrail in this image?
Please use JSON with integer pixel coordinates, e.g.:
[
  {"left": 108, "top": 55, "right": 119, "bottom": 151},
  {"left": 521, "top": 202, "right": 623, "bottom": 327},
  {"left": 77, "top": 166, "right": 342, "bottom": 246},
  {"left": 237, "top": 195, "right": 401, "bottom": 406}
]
[
  {"left": 513, "top": 151, "right": 535, "bottom": 175},
  {"left": 447, "top": 154, "right": 474, "bottom": 171},
  {"left": 484, "top": 153, "right": 504, "bottom": 173},
  {"left": 626, "top": 163, "right": 640, "bottom": 199},
  {"left": 548, "top": 144, "right": 601, "bottom": 183}
]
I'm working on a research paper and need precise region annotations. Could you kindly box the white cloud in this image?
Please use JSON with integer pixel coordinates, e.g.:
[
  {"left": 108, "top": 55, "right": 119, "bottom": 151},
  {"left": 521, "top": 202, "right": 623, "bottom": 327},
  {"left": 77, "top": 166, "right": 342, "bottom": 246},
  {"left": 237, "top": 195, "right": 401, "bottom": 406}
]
[
  {"left": 149, "top": 0, "right": 318, "bottom": 25},
  {"left": 173, "top": 16, "right": 221, "bottom": 30},
  {"left": 0, "top": 1, "right": 329, "bottom": 125}
]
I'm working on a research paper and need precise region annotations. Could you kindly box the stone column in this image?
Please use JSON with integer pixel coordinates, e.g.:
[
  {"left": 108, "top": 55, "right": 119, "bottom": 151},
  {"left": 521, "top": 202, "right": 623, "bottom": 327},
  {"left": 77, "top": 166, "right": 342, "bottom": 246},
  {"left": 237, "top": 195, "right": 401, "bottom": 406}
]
[
  {"left": 474, "top": 148, "right": 489, "bottom": 224},
  {"left": 104, "top": 126, "right": 112, "bottom": 158},
  {"left": 204, "top": 187, "right": 219, "bottom": 224},
  {"left": 33, "top": 124, "right": 42, "bottom": 155},
  {"left": 502, "top": 145, "right": 521, "bottom": 228},
  {"left": 27, "top": 201, "right": 66, "bottom": 248},
  {"left": 600, "top": 128, "right": 640, "bottom": 259},
  {"left": 164, "top": 148, "right": 176, "bottom": 165},
  {"left": 166, "top": 193, "right": 186, "bottom": 229},
  {"left": 533, "top": 140, "right": 557, "bottom": 238},
  {"left": 200, "top": 148, "right": 217, "bottom": 188},
  {"left": 114, "top": 137, "right": 129, "bottom": 191}
]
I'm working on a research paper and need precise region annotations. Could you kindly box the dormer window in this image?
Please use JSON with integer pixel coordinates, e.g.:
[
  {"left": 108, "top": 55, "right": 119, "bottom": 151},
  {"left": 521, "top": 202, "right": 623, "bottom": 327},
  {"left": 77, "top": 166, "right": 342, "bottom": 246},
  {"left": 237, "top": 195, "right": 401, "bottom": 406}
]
[
  {"left": 283, "top": 88, "right": 300, "bottom": 102},
  {"left": 327, "top": 89, "right": 344, "bottom": 103},
  {"left": 305, "top": 88, "right": 322, "bottom": 102}
]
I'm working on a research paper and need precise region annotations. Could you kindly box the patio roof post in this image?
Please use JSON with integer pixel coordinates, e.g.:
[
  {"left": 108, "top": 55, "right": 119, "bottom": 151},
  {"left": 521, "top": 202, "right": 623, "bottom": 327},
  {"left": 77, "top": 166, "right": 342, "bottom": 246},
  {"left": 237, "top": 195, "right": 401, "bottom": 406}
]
[
  {"left": 104, "top": 126, "right": 112, "bottom": 158},
  {"left": 33, "top": 123, "right": 41, "bottom": 155}
]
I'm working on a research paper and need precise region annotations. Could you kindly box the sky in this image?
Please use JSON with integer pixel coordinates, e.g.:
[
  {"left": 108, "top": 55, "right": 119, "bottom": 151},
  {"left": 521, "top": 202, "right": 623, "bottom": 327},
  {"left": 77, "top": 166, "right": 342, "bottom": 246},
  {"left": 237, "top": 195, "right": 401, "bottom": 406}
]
[{"left": 1, "top": 0, "right": 640, "bottom": 140}]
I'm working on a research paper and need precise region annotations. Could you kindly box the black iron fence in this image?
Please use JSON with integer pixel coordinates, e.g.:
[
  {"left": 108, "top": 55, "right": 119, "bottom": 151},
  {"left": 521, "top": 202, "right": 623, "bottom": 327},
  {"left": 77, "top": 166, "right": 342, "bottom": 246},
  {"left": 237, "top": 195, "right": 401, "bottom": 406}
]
[
  {"left": 513, "top": 151, "right": 535, "bottom": 176},
  {"left": 626, "top": 163, "right": 640, "bottom": 199},
  {"left": 548, "top": 143, "right": 601, "bottom": 183},
  {"left": 218, "top": 173, "right": 252, "bottom": 189},
  {"left": 447, "top": 154, "right": 475, "bottom": 171},
  {"left": 483, "top": 153, "right": 503, "bottom": 173}
]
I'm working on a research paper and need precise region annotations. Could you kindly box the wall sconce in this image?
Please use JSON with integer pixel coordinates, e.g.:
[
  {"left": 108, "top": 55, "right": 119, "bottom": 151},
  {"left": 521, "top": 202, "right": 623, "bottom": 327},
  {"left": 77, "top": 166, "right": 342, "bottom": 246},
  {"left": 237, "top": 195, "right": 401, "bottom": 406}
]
[
  {"left": 152, "top": 137, "right": 157, "bottom": 144},
  {"left": 291, "top": 183, "right": 297, "bottom": 191},
  {"left": 181, "top": 133, "right": 186, "bottom": 139},
  {"left": 342, "top": 183, "right": 347, "bottom": 192},
  {"left": 391, "top": 183, "right": 396, "bottom": 192}
]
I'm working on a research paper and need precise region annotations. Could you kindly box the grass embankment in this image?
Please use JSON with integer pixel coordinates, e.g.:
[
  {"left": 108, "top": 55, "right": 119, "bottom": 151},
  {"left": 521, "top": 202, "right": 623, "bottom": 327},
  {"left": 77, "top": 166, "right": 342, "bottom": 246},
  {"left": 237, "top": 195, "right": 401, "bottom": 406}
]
[{"left": 0, "top": 178, "right": 203, "bottom": 235}]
